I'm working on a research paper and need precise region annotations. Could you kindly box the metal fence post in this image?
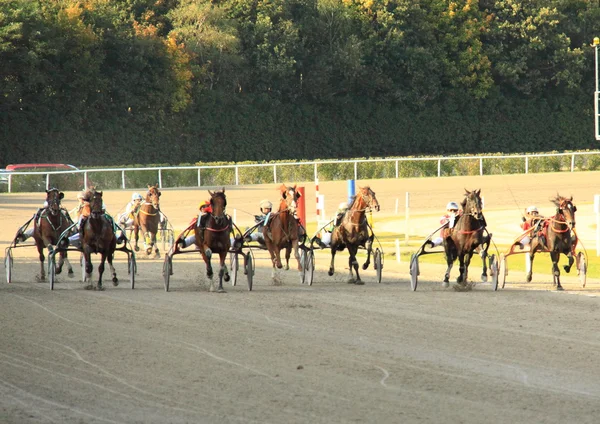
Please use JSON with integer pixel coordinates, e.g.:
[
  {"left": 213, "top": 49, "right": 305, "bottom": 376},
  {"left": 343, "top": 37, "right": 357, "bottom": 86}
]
[
  {"left": 273, "top": 164, "right": 277, "bottom": 184},
  {"left": 235, "top": 166, "right": 239, "bottom": 185}
]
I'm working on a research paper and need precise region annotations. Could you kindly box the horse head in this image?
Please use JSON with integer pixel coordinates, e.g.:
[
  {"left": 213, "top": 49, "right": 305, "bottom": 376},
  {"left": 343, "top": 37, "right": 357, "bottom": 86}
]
[
  {"left": 45, "top": 188, "right": 64, "bottom": 216},
  {"left": 461, "top": 189, "right": 484, "bottom": 220},
  {"left": 354, "top": 186, "right": 379, "bottom": 212},
  {"left": 552, "top": 194, "right": 576, "bottom": 229},
  {"left": 279, "top": 184, "right": 301, "bottom": 214},
  {"left": 89, "top": 189, "right": 104, "bottom": 219},
  {"left": 208, "top": 188, "right": 227, "bottom": 224},
  {"left": 146, "top": 184, "right": 161, "bottom": 208}
]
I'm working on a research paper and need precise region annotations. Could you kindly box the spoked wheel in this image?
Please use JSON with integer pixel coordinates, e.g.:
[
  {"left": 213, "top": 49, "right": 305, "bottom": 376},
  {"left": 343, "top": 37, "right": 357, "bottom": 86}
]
[
  {"left": 230, "top": 252, "right": 239, "bottom": 286},
  {"left": 129, "top": 254, "right": 136, "bottom": 289},
  {"left": 48, "top": 252, "right": 56, "bottom": 290},
  {"left": 245, "top": 253, "right": 253, "bottom": 291},
  {"left": 301, "top": 248, "right": 315, "bottom": 286},
  {"left": 577, "top": 252, "right": 587, "bottom": 288},
  {"left": 163, "top": 254, "right": 172, "bottom": 292},
  {"left": 499, "top": 253, "right": 507, "bottom": 289},
  {"left": 5, "top": 249, "right": 13, "bottom": 283},
  {"left": 409, "top": 253, "right": 419, "bottom": 291},
  {"left": 374, "top": 248, "right": 383, "bottom": 284},
  {"left": 489, "top": 254, "right": 499, "bottom": 291}
]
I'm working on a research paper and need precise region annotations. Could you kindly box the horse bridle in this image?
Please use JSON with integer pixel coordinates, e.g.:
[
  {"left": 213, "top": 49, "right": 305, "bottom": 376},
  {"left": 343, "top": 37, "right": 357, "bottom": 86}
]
[
  {"left": 207, "top": 194, "right": 229, "bottom": 230},
  {"left": 550, "top": 200, "right": 576, "bottom": 232},
  {"left": 90, "top": 193, "right": 104, "bottom": 219}
]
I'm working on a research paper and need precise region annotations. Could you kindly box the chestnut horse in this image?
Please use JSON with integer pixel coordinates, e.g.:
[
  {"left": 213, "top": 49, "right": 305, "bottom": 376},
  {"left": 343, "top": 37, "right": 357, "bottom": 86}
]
[
  {"left": 527, "top": 194, "right": 577, "bottom": 290},
  {"left": 133, "top": 184, "right": 161, "bottom": 258},
  {"left": 328, "top": 186, "right": 380, "bottom": 284},
  {"left": 194, "top": 189, "right": 232, "bottom": 292},
  {"left": 263, "top": 184, "right": 303, "bottom": 281},
  {"left": 81, "top": 189, "right": 118, "bottom": 290},
  {"left": 32, "top": 188, "right": 75, "bottom": 281},
  {"left": 443, "top": 189, "right": 491, "bottom": 288}
]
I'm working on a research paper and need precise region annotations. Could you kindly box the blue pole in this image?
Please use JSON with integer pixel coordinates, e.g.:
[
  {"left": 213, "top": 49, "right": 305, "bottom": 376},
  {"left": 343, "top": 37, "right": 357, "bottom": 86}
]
[{"left": 347, "top": 179, "right": 356, "bottom": 205}]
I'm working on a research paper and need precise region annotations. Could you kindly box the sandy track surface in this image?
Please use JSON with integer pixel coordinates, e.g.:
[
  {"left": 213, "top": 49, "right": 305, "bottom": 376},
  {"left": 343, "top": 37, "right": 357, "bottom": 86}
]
[{"left": 1, "top": 172, "right": 600, "bottom": 423}]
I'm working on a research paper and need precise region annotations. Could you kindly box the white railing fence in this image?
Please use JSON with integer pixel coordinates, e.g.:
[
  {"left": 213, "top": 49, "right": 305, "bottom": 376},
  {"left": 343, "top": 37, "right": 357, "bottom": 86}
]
[{"left": 2, "top": 151, "right": 600, "bottom": 193}]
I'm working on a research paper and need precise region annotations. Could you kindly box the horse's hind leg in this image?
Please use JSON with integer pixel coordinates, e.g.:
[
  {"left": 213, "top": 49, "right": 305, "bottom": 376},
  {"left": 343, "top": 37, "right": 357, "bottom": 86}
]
[
  {"left": 550, "top": 251, "right": 563, "bottom": 290},
  {"left": 284, "top": 245, "right": 291, "bottom": 270},
  {"left": 84, "top": 253, "right": 94, "bottom": 290},
  {"left": 526, "top": 251, "right": 535, "bottom": 283},
  {"left": 443, "top": 255, "right": 453, "bottom": 288},
  {"left": 328, "top": 246, "right": 338, "bottom": 276},
  {"left": 37, "top": 247, "right": 46, "bottom": 282},
  {"left": 349, "top": 246, "right": 362, "bottom": 285},
  {"left": 63, "top": 252, "right": 74, "bottom": 277},
  {"left": 96, "top": 254, "right": 106, "bottom": 291},
  {"left": 217, "top": 253, "right": 227, "bottom": 293}
]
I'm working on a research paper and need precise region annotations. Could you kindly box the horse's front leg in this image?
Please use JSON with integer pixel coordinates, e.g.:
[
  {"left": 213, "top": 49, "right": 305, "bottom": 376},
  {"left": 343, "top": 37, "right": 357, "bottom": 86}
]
[
  {"left": 36, "top": 245, "right": 46, "bottom": 282},
  {"left": 284, "top": 244, "right": 291, "bottom": 270},
  {"left": 151, "top": 231, "right": 160, "bottom": 258},
  {"left": 362, "top": 235, "right": 374, "bottom": 270},
  {"left": 526, "top": 250, "right": 535, "bottom": 283},
  {"left": 216, "top": 252, "right": 227, "bottom": 293},
  {"left": 133, "top": 226, "right": 140, "bottom": 252},
  {"left": 563, "top": 251, "right": 574, "bottom": 273},
  {"left": 83, "top": 250, "right": 95, "bottom": 290},
  {"left": 462, "top": 251, "right": 474, "bottom": 284},
  {"left": 108, "top": 252, "right": 118, "bottom": 286},
  {"left": 550, "top": 251, "right": 563, "bottom": 290},
  {"left": 456, "top": 253, "right": 466, "bottom": 284},
  {"left": 443, "top": 250, "right": 454, "bottom": 287},
  {"left": 328, "top": 245, "right": 338, "bottom": 276},
  {"left": 348, "top": 245, "right": 362, "bottom": 285},
  {"left": 62, "top": 251, "right": 74, "bottom": 277}
]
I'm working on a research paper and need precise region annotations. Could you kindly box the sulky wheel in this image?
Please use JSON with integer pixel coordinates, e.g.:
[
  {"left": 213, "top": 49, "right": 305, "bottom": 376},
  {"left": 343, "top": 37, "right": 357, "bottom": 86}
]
[
  {"left": 129, "top": 254, "right": 136, "bottom": 289},
  {"left": 163, "top": 254, "right": 172, "bottom": 292},
  {"left": 499, "top": 253, "right": 507, "bottom": 289},
  {"left": 577, "top": 252, "right": 587, "bottom": 288},
  {"left": 489, "top": 254, "right": 499, "bottom": 291},
  {"left": 245, "top": 253, "right": 253, "bottom": 291},
  {"left": 48, "top": 252, "right": 56, "bottom": 290},
  {"left": 303, "top": 249, "right": 315, "bottom": 286},
  {"left": 374, "top": 248, "right": 383, "bottom": 284},
  {"left": 5, "top": 249, "right": 13, "bottom": 284},
  {"left": 230, "top": 252, "right": 239, "bottom": 286},
  {"left": 409, "top": 253, "right": 419, "bottom": 291}
]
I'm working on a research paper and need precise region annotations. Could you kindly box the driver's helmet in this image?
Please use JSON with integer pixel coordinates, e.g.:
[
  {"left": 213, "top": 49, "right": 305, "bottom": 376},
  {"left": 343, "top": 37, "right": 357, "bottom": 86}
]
[
  {"left": 446, "top": 201, "right": 459, "bottom": 212},
  {"left": 77, "top": 192, "right": 86, "bottom": 200},
  {"left": 337, "top": 202, "right": 348, "bottom": 213},
  {"left": 259, "top": 199, "right": 272, "bottom": 213},
  {"left": 526, "top": 205, "right": 538, "bottom": 215},
  {"left": 199, "top": 200, "right": 211, "bottom": 210},
  {"left": 132, "top": 192, "right": 143, "bottom": 202}
]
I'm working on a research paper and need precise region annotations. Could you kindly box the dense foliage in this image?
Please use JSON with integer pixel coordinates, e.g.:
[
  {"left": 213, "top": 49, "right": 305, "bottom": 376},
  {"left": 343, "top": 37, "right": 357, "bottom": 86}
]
[{"left": 2, "top": 0, "right": 600, "bottom": 166}]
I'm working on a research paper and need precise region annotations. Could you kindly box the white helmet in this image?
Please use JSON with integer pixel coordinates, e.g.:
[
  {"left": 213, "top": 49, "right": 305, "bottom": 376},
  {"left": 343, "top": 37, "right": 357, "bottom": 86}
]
[
  {"left": 446, "top": 201, "right": 459, "bottom": 211},
  {"left": 259, "top": 199, "right": 272, "bottom": 210},
  {"left": 526, "top": 205, "right": 538, "bottom": 214},
  {"left": 132, "top": 192, "right": 143, "bottom": 201},
  {"left": 77, "top": 192, "right": 86, "bottom": 200},
  {"left": 338, "top": 202, "right": 348, "bottom": 211}
]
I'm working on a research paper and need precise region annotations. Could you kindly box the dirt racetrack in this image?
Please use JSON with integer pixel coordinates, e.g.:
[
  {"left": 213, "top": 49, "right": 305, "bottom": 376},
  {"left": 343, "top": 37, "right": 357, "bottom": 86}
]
[{"left": 1, "top": 172, "right": 600, "bottom": 423}]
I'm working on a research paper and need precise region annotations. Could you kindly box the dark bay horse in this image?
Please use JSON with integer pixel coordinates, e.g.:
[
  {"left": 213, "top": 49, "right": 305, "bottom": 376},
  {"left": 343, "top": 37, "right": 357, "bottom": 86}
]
[
  {"left": 32, "top": 188, "right": 75, "bottom": 281},
  {"left": 528, "top": 194, "right": 577, "bottom": 290},
  {"left": 133, "top": 184, "right": 161, "bottom": 258},
  {"left": 263, "top": 184, "right": 303, "bottom": 282},
  {"left": 81, "top": 189, "right": 118, "bottom": 290},
  {"left": 194, "top": 189, "right": 232, "bottom": 292},
  {"left": 328, "top": 186, "right": 380, "bottom": 284},
  {"left": 443, "top": 189, "right": 491, "bottom": 288}
]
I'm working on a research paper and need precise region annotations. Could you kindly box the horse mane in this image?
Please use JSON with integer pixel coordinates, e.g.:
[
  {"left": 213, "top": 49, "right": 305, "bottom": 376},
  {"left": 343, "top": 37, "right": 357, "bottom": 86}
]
[{"left": 550, "top": 194, "right": 572, "bottom": 208}]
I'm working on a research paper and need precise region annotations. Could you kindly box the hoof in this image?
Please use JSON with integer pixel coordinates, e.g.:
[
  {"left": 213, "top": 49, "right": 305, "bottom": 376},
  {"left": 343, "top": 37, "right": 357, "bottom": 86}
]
[
  {"left": 556, "top": 285, "right": 564, "bottom": 291},
  {"left": 84, "top": 284, "right": 94, "bottom": 290},
  {"left": 112, "top": 277, "right": 119, "bottom": 286},
  {"left": 276, "top": 263, "right": 283, "bottom": 269},
  {"left": 68, "top": 270, "right": 74, "bottom": 277},
  {"left": 526, "top": 275, "right": 532, "bottom": 283},
  {"left": 217, "top": 288, "right": 226, "bottom": 293},
  {"left": 207, "top": 273, "right": 214, "bottom": 279},
  {"left": 134, "top": 246, "right": 140, "bottom": 252},
  {"left": 355, "top": 280, "right": 365, "bottom": 285},
  {"left": 328, "top": 270, "right": 334, "bottom": 276},
  {"left": 284, "top": 265, "right": 289, "bottom": 271},
  {"left": 481, "top": 274, "right": 487, "bottom": 283},
  {"left": 97, "top": 285, "right": 105, "bottom": 291},
  {"left": 224, "top": 274, "right": 230, "bottom": 282},
  {"left": 362, "top": 263, "right": 369, "bottom": 270},
  {"left": 442, "top": 281, "right": 449, "bottom": 288},
  {"left": 563, "top": 265, "right": 571, "bottom": 273}
]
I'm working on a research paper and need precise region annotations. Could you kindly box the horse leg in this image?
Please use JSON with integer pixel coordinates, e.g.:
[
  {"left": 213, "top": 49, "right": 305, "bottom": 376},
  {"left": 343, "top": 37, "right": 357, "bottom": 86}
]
[
  {"left": 96, "top": 253, "right": 106, "bottom": 291},
  {"left": 37, "top": 245, "right": 46, "bottom": 282},
  {"left": 349, "top": 245, "right": 362, "bottom": 285},
  {"left": 456, "top": 253, "right": 466, "bottom": 284},
  {"left": 63, "top": 251, "right": 74, "bottom": 277},
  {"left": 550, "top": 251, "right": 563, "bottom": 290},
  {"left": 328, "top": 244, "right": 338, "bottom": 276},
  {"left": 362, "top": 236, "right": 374, "bottom": 270},
  {"left": 480, "top": 239, "right": 490, "bottom": 282},
  {"left": 84, "top": 251, "right": 94, "bottom": 290},
  {"left": 526, "top": 250, "right": 535, "bottom": 283},
  {"left": 284, "top": 244, "right": 291, "bottom": 270},
  {"left": 152, "top": 231, "right": 160, "bottom": 258},
  {"left": 216, "top": 252, "right": 227, "bottom": 293},
  {"left": 463, "top": 251, "right": 474, "bottom": 284},
  {"left": 108, "top": 252, "right": 118, "bottom": 286},
  {"left": 563, "top": 251, "right": 574, "bottom": 273},
  {"left": 133, "top": 226, "right": 140, "bottom": 252},
  {"left": 443, "top": 252, "right": 454, "bottom": 288}
]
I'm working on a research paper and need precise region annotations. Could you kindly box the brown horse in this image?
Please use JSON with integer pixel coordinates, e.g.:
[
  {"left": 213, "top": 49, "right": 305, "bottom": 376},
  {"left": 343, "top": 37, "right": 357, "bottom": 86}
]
[
  {"left": 328, "top": 186, "right": 380, "bottom": 284},
  {"left": 263, "top": 184, "right": 303, "bottom": 282},
  {"left": 194, "top": 189, "right": 232, "bottom": 292},
  {"left": 527, "top": 194, "right": 577, "bottom": 290},
  {"left": 133, "top": 184, "right": 161, "bottom": 258},
  {"left": 81, "top": 189, "right": 118, "bottom": 290},
  {"left": 443, "top": 189, "right": 491, "bottom": 288},
  {"left": 32, "top": 188, "right": 75, "bottom": 281}
]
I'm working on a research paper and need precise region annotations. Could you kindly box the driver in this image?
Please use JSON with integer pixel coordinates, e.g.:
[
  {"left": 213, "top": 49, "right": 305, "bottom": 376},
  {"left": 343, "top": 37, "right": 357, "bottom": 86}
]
[
  {"left": 428, "top": 201, "right": 460, "bottom": 248},
  {"left": 248, "top": 199, "right": 273, "bottom": 243}
]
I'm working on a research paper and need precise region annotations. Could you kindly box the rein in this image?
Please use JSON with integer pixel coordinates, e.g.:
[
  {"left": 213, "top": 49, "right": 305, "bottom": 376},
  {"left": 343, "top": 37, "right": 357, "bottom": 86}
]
[{"left": 547, "top": 215, "right": 570, "bottom": 233}]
